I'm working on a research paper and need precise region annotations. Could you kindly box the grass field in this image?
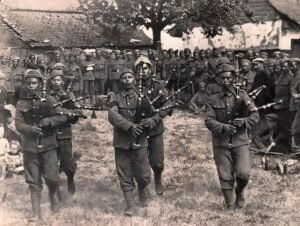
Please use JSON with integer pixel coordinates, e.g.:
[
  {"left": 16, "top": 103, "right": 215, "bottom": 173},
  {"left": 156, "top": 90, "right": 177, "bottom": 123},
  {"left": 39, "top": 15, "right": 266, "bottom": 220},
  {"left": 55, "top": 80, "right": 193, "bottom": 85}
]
[{"left": 0, "top": 110, "right": 300, "bottom": 226}]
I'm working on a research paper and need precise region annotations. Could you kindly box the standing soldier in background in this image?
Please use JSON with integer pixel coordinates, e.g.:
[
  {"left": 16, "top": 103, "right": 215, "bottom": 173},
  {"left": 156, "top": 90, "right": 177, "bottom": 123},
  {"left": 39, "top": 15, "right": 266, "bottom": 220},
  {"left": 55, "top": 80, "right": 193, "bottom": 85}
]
[
  {"left": 158, "top": 49, "right": 169, "bottom": 81},
  {"left": 109, "top": 50, "right": 125, "bottom": 93},
  {"left": 107, "top": 68, "right": 151, "bottom": 216},
  {"left": 125, "top": 50, "right": 135, "bottom": 71},
  {"left": 239, "top": 59, "right": 255, "bottom": 93},
  {"left": 81, "top": 52, "right": 96, "bottom": 104},
  {"left": 48, "top": 70, "right": 82, "bottom": 195},
  {"left": 64, "top": 53, "right": 83, "bottom": 98},
  {"left": 164, "top": 48, "right": 178, "bottom": 91},
  {"left": 134, "top": 49, "right": 141, "bottom": 61},
  {"left": 8, "top": 56, "right": 24, "bottom": 104},
  {"left": 48, "top": 50, "right": 65, "bottom": 70},
  {"left": 15, "top": 69, "right": 67, "bottom": 221},
  {"left": 134, "top": 56, "right": 171, "bottom": 196},
  {"left": 94, "top": 48, "right": 108, "bottom": 96},
  {"left": 27, "top": 54, "right": 38, "bottom": 69},
  {"left": 205, "top": 64, "right": 259, "bottom": 209}
]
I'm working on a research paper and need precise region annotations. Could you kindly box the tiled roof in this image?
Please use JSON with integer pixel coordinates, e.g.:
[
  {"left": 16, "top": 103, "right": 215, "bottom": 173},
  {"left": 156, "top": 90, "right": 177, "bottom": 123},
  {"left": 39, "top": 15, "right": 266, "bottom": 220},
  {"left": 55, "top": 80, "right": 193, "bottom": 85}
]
[
  {"left": 238, "top": 0, "right": 281, "bottom": 24},
  {"left": 0, "top": 9, "right": 152, "bottom": 48},
  {"left": 268, "top": 0, "right": 300, "bottom": 25}
]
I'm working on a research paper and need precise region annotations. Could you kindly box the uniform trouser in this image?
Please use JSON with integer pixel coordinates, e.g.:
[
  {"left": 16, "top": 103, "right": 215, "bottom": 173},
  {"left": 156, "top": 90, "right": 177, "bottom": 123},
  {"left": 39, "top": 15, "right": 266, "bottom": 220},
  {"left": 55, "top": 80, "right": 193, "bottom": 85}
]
[
  {"left": 276, "top": 108, "right": 292, "bottom": 153},
  {"left": 94, "top": 79, "right": 106, "bottom": 95},
  {"left": 213, "top": 145, "right": 251, "bottom": 190},
  {"left": 23, "top": 150, "right": 59, "bottom": 192},
  {"left": 115, "top": 147, "right": 151, "bottom": 192},
  {"left": 148, "top": 134, "right": 164, "bottom": 173},
  {"left": 57, "top": 139, "right": 77, "bottom": 176},
  {"left": 83, "top": 80, "right": 95, "bottom": 95},
  {"left": 111, "top": 80, "right": 119, "bottom": 93}
]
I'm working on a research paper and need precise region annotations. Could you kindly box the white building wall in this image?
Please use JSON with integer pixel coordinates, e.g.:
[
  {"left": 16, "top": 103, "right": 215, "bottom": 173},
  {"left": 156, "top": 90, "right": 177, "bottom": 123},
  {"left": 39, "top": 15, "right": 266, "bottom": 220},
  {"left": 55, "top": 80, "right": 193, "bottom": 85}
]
[{"left": 143, "top": 20, "right": 292, "bottom": 51}]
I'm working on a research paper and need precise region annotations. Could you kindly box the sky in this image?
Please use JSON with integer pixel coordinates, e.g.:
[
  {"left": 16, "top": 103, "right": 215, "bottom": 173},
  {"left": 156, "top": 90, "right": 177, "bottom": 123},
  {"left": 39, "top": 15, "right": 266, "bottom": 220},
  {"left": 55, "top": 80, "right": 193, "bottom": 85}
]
[{"left": 2, "top": 0, "right": 80, "bottom": 10}]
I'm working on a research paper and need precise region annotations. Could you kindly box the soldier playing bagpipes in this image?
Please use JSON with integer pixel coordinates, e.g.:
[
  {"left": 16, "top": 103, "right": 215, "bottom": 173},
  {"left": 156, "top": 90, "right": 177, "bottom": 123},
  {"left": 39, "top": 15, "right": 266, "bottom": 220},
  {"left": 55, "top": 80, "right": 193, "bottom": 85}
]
[
  {"left": 47, "top": 69, "right": 85, "bottom": 196},
  {"left": 205, "top": 64, "right": 259, "bottom": 210},
  {"left": 15, "top": 69, "right": 71, "bottom": 222},
  {"left": 107, "top": 68, "right": 152, "bottom": 216}
]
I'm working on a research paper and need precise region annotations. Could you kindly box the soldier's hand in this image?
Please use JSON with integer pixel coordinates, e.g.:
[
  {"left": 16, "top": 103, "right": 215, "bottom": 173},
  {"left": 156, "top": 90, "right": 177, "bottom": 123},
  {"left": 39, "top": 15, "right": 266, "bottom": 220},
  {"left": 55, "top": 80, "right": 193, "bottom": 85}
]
[
  {"left": 130, "top": 124, "right": 143, "bottom": 137},
  {"left": 30, "top": 126, "right": 43, "bottom": 136},
  {"left": 140, "top": 118, "right": 156, "bottom": 129},
  {"left": 39, "top": 118, "right": 51, "bottom": 127},
  {"left": 223, "top": 124, "right": 237, "bottom": 135},
  {"left": 232, "top": 118, "right": 245, "bottom": 127}
]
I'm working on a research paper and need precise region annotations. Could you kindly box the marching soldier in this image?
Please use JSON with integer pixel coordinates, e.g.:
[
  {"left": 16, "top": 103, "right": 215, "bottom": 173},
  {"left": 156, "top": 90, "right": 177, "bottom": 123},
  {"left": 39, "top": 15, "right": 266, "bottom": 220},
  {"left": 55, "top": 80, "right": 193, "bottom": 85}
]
[
  {"left": 15, "top": 69, "right": 67, "bottom": 221},
  {"left": 94, "top": 49, "right": 108, "bottom": 95},
  {"left": 109, "top": 50, "right": 125, "bottom": 93},
  {"left": 48, "top": 70, "right": 82, "bottom": 195},
  {"left": 134, "top": 56, "right": 171, "bottom": 196},
  {"left": 205, "top": 64, "right": 259, "bottom": 209},
  {"left": 107, "top": 68, "right": 151, "bottom": 216}
]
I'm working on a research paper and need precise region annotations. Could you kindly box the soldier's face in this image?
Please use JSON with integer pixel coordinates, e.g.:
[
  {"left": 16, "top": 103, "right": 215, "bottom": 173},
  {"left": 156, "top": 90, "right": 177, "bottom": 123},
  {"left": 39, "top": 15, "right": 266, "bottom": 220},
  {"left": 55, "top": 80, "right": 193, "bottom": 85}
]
[
  {"left": 184, "top": 50, "right": 191, "bottom": 58},
  {"left": 135, "top": 51, "right": 141, "bottom": 58},
  {"left": 273, "top": 53, "right": 281, "bottom": 59},
  {"left": 120, "top": 72, "right": 135, "bottom": 90},
  {"left": 137, "top": 63, "right": 151, "bottom": 80},
  {"left": 69, "top": 56, "right": 75, "bottom": 63},
  {"left": 169, "top": 52, "right": 175, "bottom": 58},
  {"left": 220, "top": 72, "right": 234, "bottom": 87},
  {"left": 162, "top": 52, "right": 168, "bottom": 59},
  {"left": 55, "top": 54, "right": 61, "bottom": 62},
  {"left": 193, "top": 52, "right": 199, "bottom": 59},
  {"left": 51, "top": 76, "right": 64, "bottom": 89},
  {"left": 290, "top": 62, "right": 298, "bottom": 74},
  {"left": 253, "top": 62, "right": 264, "bottom": 72},
  {"left": 12, "top": 60, "right": 19, "bottom": 67},
  {"left": 25, "top": 78, "right": 40, "bottom": 92},
  {"left": 115, "top": 53, "right": 121, "bottom": 59},
  {"left": 274, "top": 65, "right": 281, "bottom": 75},
  {"left": 268, "top": 65, "right": 275, "bottom": 73},
  {"left": 29, "top": 55, "right": 35, "bottom": 62},
  {"left": 281, "top": 62, "right": 289, "bottom": 74},
  {"left": 241, "top": 62, "right": 250, "bottom": 72}
]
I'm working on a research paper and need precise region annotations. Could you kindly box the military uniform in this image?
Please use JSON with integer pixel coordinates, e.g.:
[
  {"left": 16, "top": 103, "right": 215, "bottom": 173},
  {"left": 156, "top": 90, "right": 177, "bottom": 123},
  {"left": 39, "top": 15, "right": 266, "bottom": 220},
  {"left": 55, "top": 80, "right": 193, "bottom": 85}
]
[
  {"left": 109, "top": 57, "right": 125, "bottom": 92},
  {"left": 205, "top": 89, "right": 259, "bottom": 206},
  {"left": 81, "top": 55, "right": 95, "bottom": 104},
  {"left": 93, "top": 56, "right": 108, "bottom": 95},
  {"left": 107, "top": 68, "right": 151, "bottom": 215},
  {"left": 64, "top": 62, "right": 83, "bottom": 97},
  {"left": 15, "top": 69, "right": 67, "bottom": 220},
  {"left": 7, "top": 65, "right": 25, "bottom": 104},
  {"left": 164, "top": 53, "right": 178, "bottom": 91}
]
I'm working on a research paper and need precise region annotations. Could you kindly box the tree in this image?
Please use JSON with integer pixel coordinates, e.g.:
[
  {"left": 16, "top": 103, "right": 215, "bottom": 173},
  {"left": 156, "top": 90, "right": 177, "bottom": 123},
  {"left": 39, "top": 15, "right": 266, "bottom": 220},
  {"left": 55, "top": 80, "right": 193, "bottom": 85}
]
[{"left": 78, "top": 0, "right": 254, "bottom": 48}]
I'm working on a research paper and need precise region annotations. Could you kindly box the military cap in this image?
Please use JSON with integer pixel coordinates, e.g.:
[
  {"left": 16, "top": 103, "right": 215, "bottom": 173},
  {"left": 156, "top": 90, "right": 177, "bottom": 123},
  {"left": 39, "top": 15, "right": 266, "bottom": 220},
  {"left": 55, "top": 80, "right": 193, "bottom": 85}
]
[
  {"left": 120, "top": 67, "right": 135, "bottom": 79},
  {"left": 290, "top": 58, "right": 300, "bottom": 63},
  {"left": 126, "top": 51, "right": 133, "bottom": 55},
  {"left": 265, "top": 113, "right": 279, "bottom": 121},
  {"left": 102, "top": 49, "right": 113, "bottom": 54},
  {"left": 168, "top": 48, "right": 174, "bottom": 53},
  {"left": 24, "top": 69, "right": 43, "bottom": 80},
  {"left": 241, "top": 59, "right": 251, "bottom": 65},
  {"left": 282, "top": 52, "right": 289, "bottom": 58},
  {"left": 273, "top": 51, "right": 281, "bottom": 57},
  {"left": 49, "top": 69, "right": 64, "bottom": 81},
  {"left": 218, "top": 46, "right": 226, "bottom": 53},
  {"left": 280, "top": 58, "right": 289, "bottom": 65},
  {"left": 218, "top": 63, "right": 236, "bottom": 74},
  {"left": 252, "top": 58, "right": 265, "bottom": 63},
  {"left": 114, "top": 50, "right": 121, "bottom": 54},
  {"left": 52, "top": 63, "right": 65, "bottom": 70},
  {"left": 268, "top": 58, "right": 278, "bottom": 65},
  {"left": 216, "top": 57, "right": 231, "bottom": 68},
  {"left": 161, "top": 49, "right": 168, "bottom": 53},
  {"left": 134, "top": 49, "right": 140, "bottom": 53},
  {"left": 193, "top": 47, "right": 200, "bottom": 53},
  {"left": 53, "top": 50, "right": 61, "bottom": 56},
  {"left": 11, "top": 56, "right": 20, "bottom": 61},
  {"left": 134, "top": 56, "right": 152, "bottom": 68},
  {"left": 184, "top": 48, "right": 191, "bottom": 52}
]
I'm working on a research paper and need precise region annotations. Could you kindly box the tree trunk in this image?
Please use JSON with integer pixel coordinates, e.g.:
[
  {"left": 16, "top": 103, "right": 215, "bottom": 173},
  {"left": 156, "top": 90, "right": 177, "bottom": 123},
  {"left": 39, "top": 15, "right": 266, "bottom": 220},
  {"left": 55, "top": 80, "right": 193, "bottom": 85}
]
[{"left": 152, "top": 26, "right": 162, "bottom": 52}]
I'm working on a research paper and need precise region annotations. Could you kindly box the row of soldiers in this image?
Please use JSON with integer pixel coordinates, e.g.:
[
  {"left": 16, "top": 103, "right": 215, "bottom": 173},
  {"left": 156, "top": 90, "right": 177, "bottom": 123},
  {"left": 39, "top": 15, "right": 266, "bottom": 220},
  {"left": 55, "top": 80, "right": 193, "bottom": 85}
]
[{"left": 0, "top": 47, "right": 291, "bottom": 106}]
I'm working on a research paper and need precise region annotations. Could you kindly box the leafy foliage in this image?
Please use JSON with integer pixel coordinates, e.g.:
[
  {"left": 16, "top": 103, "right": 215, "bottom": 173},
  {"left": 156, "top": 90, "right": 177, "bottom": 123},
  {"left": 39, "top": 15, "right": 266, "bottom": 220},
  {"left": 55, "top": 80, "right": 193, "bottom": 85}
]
[{"left": 78, "top": 0, "right": 253, "bottom": 46}]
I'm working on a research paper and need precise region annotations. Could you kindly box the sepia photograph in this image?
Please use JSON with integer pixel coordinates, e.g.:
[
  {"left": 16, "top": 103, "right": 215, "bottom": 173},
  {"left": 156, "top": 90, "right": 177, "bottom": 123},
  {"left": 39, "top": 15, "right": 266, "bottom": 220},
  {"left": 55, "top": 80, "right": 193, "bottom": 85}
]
[{"left": 0, "top": 0, "right": 300, "bottom": 225}]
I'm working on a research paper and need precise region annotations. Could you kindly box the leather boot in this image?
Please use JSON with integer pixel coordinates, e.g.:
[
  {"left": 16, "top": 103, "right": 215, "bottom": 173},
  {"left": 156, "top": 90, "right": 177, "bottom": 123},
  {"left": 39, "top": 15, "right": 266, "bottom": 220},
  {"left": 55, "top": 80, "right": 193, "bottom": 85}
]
[
  {"left": 67, "top": 173, "right": 76, "bottom": 195},
  {"left": 154, "top": 170, "right": 163, "bottom": 195},
  {"left": 49, "top": 185, "right": 61, "bottom": 213},
  {"left": 222, "top": 189, "right": 235, "bottom": 209},
  {"left": 138, "top": 185, "right": 151, "bottom": 207},
  {"left": 28, "top": 191, "right": 41, "bottom": 222},
  {"left": 235, "top": 178, "right": 248, "bottom": 208},
  {"left": 123, "top": 191, "right": 135, "bottom": 217}
]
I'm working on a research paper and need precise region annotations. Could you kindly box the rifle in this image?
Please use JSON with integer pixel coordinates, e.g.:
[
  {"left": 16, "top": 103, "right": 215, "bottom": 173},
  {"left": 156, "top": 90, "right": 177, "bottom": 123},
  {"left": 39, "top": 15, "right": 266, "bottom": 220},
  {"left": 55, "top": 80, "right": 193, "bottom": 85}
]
[{"left": 52, "top": 96, "right": 89, "bottom": 108}]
